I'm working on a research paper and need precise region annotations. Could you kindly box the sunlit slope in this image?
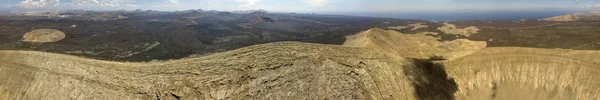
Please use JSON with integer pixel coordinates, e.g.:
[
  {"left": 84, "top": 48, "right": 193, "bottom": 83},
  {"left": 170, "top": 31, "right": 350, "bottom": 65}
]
[
  {"left": 343, "top": 27, "right": 600, "bottom": 99},
  {"left": 0, "top": 42, "right": 418, "bottom": 100},
  {"left": 343, "top": 28, "right": 486, "bottom": 59},
  {"left": 445, "top": 47, "right": 600, "bottom": 100}
]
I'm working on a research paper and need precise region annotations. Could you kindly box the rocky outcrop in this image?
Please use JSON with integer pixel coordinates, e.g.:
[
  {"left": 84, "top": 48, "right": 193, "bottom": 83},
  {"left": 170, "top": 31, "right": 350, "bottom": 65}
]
[{"left": 22, "top": 29, "right": 65, "bottom": 43}]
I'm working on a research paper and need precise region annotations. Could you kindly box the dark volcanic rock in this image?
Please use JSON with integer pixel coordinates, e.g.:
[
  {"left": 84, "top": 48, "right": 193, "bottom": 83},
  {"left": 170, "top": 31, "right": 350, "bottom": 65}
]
[{"left": 0, "top": 11, "right": 417, "bottom": 61}]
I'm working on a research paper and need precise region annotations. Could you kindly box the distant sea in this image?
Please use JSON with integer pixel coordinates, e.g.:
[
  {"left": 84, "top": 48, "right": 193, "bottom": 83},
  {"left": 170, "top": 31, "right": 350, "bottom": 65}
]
[{"left": 327, "top": 9, "right": 586, "bottom": 21}]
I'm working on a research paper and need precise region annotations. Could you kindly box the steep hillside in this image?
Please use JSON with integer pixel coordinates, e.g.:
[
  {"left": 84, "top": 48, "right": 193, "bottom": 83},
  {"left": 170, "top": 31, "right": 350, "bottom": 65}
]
[
  {"left": 343, "top": 27, "right": 600, "bottom": 99},
  {"left": 445, "top": 47, "right": 600, "bottom": 100},
  {"left": 0, "top": 42, "right": 424, "bottom": 100}
]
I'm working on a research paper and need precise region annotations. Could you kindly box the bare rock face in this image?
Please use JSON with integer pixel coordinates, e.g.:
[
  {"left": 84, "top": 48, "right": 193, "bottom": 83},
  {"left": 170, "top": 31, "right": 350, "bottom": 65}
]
[{"left": 22, "top": 29, "right": 65, "bottom": 43}]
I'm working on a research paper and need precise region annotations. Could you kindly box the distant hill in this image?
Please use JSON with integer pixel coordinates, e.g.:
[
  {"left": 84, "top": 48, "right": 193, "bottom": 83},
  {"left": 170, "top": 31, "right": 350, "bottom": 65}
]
[
  {"left": 343, "top": 28, "right": 486, "bottom": 60},
  {"left": 0, "top": 10, "right": 421, "bottom": 62},
  {"left": 542, "top": 12, "right": 600, "bottom": 21}
]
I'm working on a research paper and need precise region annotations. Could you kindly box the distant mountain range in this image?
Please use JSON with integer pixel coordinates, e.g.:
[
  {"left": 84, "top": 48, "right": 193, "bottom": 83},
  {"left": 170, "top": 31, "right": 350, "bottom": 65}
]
[
  {"left": 328, "top": 9, "right": 589, "bottom": 21},
  {"left": 1, "top": 27, "right": 599, "bottom": 99}
]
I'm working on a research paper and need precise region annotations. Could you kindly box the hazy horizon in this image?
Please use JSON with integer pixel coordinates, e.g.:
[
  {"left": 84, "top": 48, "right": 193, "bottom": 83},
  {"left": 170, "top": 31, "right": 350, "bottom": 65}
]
[
  {"left": 2, "top": 0, "right": 599, "bottom": 12},
  {"left": 1, "top": 0, "right": 599, "bottom": 21}
]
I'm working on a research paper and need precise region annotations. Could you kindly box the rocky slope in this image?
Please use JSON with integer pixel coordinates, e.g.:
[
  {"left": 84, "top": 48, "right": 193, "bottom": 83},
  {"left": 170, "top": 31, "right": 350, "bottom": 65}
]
[
  {"left": 345, "top": 28, "right": 600, "bottom": 99},
  {"left": 0, "top": 42, "right": 425, "bottom": 100},
  {"left": 445, "top": 47, "right": 600, "bottom": 100},
  {"left": 0, "top": 10, "right": 421, "bottom": 62}
]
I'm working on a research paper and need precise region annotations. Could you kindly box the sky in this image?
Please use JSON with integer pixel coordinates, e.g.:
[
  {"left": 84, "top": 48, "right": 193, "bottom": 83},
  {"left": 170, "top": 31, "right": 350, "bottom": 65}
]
[{"left": 0, "top": 0, "right": 598, "bottom": 13}]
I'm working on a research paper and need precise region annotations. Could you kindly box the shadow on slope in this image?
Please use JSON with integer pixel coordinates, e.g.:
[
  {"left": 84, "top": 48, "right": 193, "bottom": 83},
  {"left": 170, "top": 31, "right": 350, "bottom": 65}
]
[{"left": 406, "top": 57, "right": 458, "bottom": 100}]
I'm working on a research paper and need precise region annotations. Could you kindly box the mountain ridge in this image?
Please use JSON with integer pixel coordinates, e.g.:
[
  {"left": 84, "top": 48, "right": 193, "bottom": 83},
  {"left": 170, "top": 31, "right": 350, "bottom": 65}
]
[{"left": 0, "top": 41, "right": 421, "bottom": 100}]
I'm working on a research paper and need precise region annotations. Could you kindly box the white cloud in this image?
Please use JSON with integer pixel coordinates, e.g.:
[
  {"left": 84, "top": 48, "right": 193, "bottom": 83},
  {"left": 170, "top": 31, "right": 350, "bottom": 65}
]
[
  {"left": 126, "top": 4, "right": 137, "bottom": 7},
  {"left": 15, "top": 0, "right": 177, "bottom": 8},
  {"left": 18, "top": 0, "right": 60, "bottom": 8},
  {"left": 167, "top": 0, "right": 179, "bottom": 4},
  {"left": 237, "top": 0, "right": 261, "bottom": 8},
  {"left": 582, "top": 4, "right": 600, "bottom": 8},
  {"left": 305, "top": 0, "right": 328, "bottom": 7},
  {"left": 2, "top": 5, "right": 13, "bottom": 8},
  {"left": 66, "top": 0, "right": 133, "bottom": 7}
]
